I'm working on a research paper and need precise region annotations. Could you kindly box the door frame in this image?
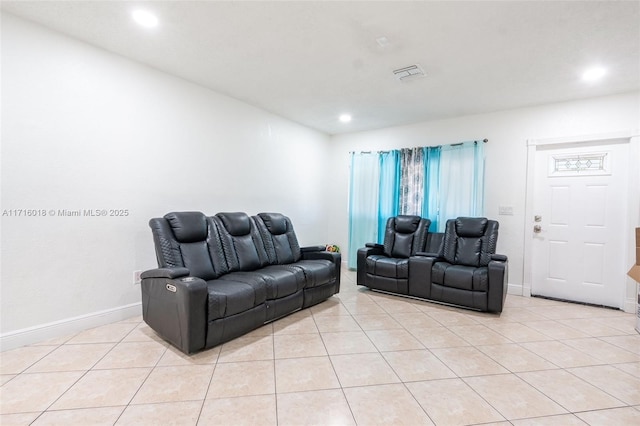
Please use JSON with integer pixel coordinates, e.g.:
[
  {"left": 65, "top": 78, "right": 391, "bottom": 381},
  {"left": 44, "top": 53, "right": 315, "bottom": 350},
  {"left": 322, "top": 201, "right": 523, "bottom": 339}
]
[{"left": 523, "top": 130, "right": 640, "bottom": 312}]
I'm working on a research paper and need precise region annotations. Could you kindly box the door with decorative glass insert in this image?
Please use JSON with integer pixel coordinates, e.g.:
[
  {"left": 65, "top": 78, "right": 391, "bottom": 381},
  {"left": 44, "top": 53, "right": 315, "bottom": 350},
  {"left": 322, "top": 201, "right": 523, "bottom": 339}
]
[{"left": 531, "top": 141, "right": 629, "bottom": 308}]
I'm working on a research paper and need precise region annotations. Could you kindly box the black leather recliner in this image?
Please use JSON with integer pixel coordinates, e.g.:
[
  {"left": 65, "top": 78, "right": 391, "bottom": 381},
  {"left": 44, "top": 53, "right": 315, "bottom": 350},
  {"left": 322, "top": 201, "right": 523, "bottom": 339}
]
[
  {"left": 411, "top": 217, "right": 508, "bottom": 312},
  {"left": 357, "top": 216, "right": 508, "bottom": 313},
  {"left": 141, "top": 211, "right": 340, "bottom": 354},
  {"left": 356, "top": 215, "right": 432, "bottom": 294},
  {"left": 253, "top": 212, "right": 341, "bottom": 310}
]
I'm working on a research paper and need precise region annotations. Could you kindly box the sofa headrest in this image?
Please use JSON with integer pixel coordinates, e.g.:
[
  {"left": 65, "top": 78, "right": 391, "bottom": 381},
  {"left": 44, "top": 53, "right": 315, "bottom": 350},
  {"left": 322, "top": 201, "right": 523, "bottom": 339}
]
[
  {"left": 395, "top": 215, "right": 422, "bottom": 234},
  {"left": 164, "top": 211, "right": 207, "bottom": 243},
  {"left": 258, "top": 213, "right": 288, "bottom": 235},
  {"left": 216, "top": 212, "right": 251, "bottom": 236},
  {"left": 455, "top": 217, "right": 488, "bottom": 237}
]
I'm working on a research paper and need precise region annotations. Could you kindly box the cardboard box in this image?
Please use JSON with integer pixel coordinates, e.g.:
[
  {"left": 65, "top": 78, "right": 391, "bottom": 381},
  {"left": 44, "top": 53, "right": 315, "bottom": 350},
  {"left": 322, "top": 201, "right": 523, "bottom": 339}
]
[
  {"left": 627, "top": 228, "right": 640, "bottom": 334},
  {"left": 628, "top": 227, "right": 640, "bottom": 282}
]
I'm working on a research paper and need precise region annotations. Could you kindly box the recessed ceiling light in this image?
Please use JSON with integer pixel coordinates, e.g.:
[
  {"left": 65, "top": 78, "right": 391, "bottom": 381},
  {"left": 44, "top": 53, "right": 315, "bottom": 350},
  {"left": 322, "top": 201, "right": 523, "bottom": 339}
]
[
  {"left": 339, "top": 114, "right": 352, "bottom": 123},
  {"left": 132, "top": 10, "right": 159, "bottom": 28},
  {"left": 582, "top": 66, "right": 606, "bottom": 82}
]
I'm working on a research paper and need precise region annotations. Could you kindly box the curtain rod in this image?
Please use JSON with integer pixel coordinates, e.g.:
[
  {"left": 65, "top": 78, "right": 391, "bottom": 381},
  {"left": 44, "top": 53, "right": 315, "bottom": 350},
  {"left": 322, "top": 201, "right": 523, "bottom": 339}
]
[
  {"left": 349, "top": 150, "right": 391, "bottom": 154},
  {"left": 349, "top": 139, "right": 488, "bottom": 154},
  {"left": 450, "top": 139, "right": 488, "bottom": 147}
]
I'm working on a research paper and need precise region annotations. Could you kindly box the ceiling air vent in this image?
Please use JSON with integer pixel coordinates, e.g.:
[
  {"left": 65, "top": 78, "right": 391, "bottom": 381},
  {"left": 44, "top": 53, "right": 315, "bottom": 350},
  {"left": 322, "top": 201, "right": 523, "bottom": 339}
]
[{"left": 393, "top": 64, "right": 425, "bottom": 81}]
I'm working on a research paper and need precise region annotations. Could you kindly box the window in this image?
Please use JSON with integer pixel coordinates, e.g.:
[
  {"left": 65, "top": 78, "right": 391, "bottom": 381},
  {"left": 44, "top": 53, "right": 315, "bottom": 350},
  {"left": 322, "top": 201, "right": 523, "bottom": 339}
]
[{"left": 347, "top": 141, "right": 485, "bottom": 268}]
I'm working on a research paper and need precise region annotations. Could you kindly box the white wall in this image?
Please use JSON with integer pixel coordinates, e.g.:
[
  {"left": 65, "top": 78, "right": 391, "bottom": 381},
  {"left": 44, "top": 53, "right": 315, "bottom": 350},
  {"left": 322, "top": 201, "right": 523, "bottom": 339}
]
[
  {"left": 0, "top": 14, "right": 332, "bottom": 346},
  {"left": 328, "top": 92, "right": 640, "bottom": 296}
]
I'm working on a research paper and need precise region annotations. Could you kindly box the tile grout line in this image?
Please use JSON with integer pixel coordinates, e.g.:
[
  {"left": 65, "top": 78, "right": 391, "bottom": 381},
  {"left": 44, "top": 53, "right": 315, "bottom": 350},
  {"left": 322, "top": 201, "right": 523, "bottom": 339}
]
[
  {"left": 313, "top": 296, "right": 367, "bottom": 426},
  {"left": 34, "top": 320, "right": 146, "bottom": 421},
  {"left": 2, "top": 276, "right": 638, "bottom": 424}
]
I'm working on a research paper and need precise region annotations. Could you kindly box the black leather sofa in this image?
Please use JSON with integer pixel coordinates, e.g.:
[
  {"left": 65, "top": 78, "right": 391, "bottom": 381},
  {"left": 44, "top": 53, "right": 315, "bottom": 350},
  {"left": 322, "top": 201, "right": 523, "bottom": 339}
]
[
  {"left": 358, "top": 216, "right": 508, "bottom": 313},
  {"left": 141, "top": 211, "right": 340, "bottom": 354}
]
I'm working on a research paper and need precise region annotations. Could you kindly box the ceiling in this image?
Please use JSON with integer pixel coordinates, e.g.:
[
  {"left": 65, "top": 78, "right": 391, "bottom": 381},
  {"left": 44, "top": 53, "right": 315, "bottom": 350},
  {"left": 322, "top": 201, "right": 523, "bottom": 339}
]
[{"left": 2, "top": 1, "right": 639, "bottom": 135}]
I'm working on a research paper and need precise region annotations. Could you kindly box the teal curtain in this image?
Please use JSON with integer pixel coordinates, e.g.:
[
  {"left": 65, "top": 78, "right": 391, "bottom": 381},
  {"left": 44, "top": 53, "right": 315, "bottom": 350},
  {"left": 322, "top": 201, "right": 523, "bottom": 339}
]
[
  {"left": 437, "top": 141, "right": 484, "bottom": 231},
  {"left": 347, "top": 140, "right": 484, "bottom": 266},
  {"left": 377, "top": 151, "right": 400, "bottom": 243},
  {"left": 348, "top": 153, "right": 380, "bottom": 269},
  {"left": 473, "top": 141, "right": 485, "bottom": 217},
  {"left": 422, "top": 146, "right": 441, "bottom": 232}
]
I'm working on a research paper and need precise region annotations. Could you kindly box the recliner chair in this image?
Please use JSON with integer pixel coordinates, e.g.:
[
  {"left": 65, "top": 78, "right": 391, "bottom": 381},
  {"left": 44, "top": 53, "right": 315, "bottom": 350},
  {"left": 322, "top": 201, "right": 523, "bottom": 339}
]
[
  {"left": 356, "top": 215, "right": 431, "bottom": 294},
  {"left": 412, "top": 217, "right": 508, "bottom": 312}
]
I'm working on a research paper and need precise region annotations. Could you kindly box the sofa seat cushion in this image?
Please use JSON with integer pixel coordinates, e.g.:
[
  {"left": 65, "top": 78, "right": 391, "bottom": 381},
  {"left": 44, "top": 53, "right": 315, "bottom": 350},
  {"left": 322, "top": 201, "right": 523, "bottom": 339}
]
[
  {"left": 222, "top": 267, "right": 304, "bottom": 300},
  {"left": 207, "top": 280, "right": 267, "bottom": 321},
  {"left": 432, "top": 262, "right": 488, "bottom": 291},
  {"left": 366, "top": 255, "right": 409, "bottom": 279},
  {"left": 293, "top": 259, "right": 335, "bottom": 288}
]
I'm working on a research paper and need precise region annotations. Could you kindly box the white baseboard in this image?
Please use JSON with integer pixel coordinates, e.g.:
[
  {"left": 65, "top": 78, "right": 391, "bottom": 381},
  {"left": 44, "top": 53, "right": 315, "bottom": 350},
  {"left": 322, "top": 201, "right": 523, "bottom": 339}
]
[
  {"left": 509, "top": 291, "right": 634, "bottom": 313},
  {"left": 0, "top": 302, "right": 142, "bottom": 352},
  {"left": 507, "top": 282, "right": 526, "bottom": 296},
  {"left": 623, "top": 297, "right": 636, "bottom": 314}
]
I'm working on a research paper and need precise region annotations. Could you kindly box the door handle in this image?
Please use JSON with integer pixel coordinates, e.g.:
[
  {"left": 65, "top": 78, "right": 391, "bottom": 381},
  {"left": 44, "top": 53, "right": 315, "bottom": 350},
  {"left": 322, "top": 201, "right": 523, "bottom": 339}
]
[{"left": 533, "top": 225, "right": 542, "bottom": 233}]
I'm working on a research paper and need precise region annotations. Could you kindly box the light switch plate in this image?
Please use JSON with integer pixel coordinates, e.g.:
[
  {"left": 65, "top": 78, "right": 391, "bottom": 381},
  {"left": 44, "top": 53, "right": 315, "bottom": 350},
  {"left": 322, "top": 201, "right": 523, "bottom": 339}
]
[{"left": 498, "top": 206, "right": 514, "bottom": 215}]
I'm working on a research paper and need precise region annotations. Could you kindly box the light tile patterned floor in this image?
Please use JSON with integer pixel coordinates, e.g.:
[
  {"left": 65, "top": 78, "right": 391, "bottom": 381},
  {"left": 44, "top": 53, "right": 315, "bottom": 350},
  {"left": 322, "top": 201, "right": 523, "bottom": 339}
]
[{"left": 1, "top": 270, "right": 639, "bottom": 425}]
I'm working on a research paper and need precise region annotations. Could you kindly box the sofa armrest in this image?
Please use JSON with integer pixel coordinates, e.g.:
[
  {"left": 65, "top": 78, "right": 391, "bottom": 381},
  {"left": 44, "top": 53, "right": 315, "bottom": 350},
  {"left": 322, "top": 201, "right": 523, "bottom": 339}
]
[
  {"left": 301, "top": 249, "right": 341, "bottom": 264},
  {"left": 300, "top": 245, "right": 327, "bottom": 253},
  {"left": 141, "top": 274, "right": 208, "bottom": 354},
  {"left": 491, "top": 254, "right": 508, "bottom": 262},
  {"left": 356, "top": 244, "right": 385, "bottom": 285},
  {"left": 141, "top": 267, "right": 190, "bottom": 280},
  {"left": 415, "top": 252, "right": 440, "bottom": 258},
  {"left": 487, "top": 256, "right": 509, "bottom": 313},
  {"left": 408, "top": 255, "right": 437, "bottom": 299}
]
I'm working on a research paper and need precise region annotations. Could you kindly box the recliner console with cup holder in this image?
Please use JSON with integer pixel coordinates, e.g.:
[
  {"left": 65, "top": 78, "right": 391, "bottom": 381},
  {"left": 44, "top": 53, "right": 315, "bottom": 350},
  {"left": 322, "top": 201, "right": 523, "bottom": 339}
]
[{"left": 358, "top": 216, "right": 508, "bottom": 313}]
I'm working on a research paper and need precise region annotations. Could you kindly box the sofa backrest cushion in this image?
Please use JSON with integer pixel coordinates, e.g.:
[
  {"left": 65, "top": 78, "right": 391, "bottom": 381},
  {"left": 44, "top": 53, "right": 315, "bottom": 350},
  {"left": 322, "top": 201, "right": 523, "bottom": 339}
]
[
  {"left": 442, "top": 217, "right": 499, "bottom": 267},
  {"left": 383, "top": 215, "right": 430, "bottom": 258},
  {"left": 214, "top": 212, "right": 269, "bottom": 272},
  {"left": 149, "top": 212, "right": 222, "bottom": 280},
  {"left": 165, "top": 211, "right": 208, "bottom": 243},
  {"left": 205, "top": 217, "right": 231, "bottom": 277},
  {"left": 254, "top": 213, "right": 301, "bottom": 265},
  {"left": 149, "top": 217, "right": 183, "bottom": 268},
  {"left": 260, "top": 213, "right": 288, "bottom": 235},
  {"left": 216, "top": 212, "right": 252, "bottom": 236}
]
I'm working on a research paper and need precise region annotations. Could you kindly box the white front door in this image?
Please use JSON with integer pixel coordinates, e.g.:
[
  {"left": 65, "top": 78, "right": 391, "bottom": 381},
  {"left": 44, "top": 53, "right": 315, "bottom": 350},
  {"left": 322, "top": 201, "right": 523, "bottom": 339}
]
[{"left": 531, "top": 141, "right": 629, "bottom": 308}]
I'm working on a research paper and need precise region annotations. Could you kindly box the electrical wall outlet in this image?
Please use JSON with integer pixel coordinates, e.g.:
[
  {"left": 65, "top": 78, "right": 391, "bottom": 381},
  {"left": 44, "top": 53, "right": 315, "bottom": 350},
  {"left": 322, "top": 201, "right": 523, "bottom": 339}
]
[
  {"left": 133, "top": 270, "right": 142, "bottom": 285},
  {"left": 498, "top": 205, "right": 514, "bottom": 216}
]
